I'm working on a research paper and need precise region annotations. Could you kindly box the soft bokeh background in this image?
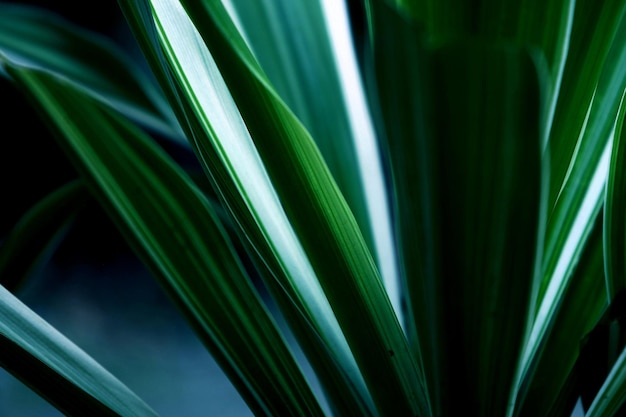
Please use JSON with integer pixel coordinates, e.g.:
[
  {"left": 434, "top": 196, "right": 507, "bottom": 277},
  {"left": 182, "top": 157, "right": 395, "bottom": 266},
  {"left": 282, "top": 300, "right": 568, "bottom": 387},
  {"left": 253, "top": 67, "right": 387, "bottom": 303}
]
[{"left": 0, "top": 248, "right": 253, "bottom": 416}]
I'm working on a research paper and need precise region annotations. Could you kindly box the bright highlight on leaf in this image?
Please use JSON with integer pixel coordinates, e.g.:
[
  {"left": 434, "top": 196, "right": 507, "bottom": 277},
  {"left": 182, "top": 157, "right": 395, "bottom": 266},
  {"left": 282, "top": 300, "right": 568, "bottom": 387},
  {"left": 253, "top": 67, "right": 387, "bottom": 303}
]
[
  {"left": 0, "top": 282, "right": 160, "bottom": 417},
  {"left": 3, "top": 59, "right": 325, "bottom": 416},
  {"left": 3, "top": 0, "right": 626, "bottom": 416}
]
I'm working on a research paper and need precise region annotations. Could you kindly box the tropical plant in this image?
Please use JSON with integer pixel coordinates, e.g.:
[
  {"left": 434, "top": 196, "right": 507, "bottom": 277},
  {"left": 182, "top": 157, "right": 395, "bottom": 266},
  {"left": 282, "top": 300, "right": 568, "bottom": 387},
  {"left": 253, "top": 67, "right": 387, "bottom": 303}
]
[{"left": 1, "top": 0, "right": 626, "bottom": 415}]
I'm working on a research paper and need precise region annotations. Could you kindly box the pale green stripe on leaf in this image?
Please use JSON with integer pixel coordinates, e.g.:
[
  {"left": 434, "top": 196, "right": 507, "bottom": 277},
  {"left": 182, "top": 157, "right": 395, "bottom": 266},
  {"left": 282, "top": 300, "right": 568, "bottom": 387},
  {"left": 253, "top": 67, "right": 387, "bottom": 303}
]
[
  {"left": 4, "top": 60, "right": 325, "bottom": 417},
  {"left": 513, "top": 212, "right": 607, "bottom": 416},
  {"left": 0, "top": 284, "right": 159, "bottom": 417},
  {"left": 225, "top": 0, "right": 402, "bottom": 331},
  {"left": 542, "top": 4, "right": 626, "bottom": 304},
  {"left": 168, "top": 0, "right": 428, "bottom": 415},
  {"left": 515, "top": 8, "right": 626, "bottom": 408},
  {"left": 118, "top": 1, "right": 377, "bottom": 415},
  {"left": 513, "top": 137, "right": 611, "bottom": 416}
]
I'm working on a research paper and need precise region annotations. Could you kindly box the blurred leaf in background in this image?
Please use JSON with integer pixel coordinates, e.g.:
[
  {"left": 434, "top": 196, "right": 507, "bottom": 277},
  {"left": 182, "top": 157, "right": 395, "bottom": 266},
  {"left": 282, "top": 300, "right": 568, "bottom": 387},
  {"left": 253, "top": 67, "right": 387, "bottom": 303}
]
[{"left": 2, "top": 0, "right": 626, "bottom": 416}]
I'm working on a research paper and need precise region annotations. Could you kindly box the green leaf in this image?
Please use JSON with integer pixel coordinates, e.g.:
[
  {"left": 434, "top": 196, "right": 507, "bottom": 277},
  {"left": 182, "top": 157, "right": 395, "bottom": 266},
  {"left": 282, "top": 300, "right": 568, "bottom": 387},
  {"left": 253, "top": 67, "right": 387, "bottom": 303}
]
[
  {"left": 587, "top": 57, "right": 626, "bottom": 417},
  {"left": 118, "top": 0, "right": 428, "bottom": 415},
  {"left": 178, "top": 1, "right": 428, "bottom": 415},
  {"left": 361, "top": 0, "right": 438, "bottom": 409},
  {"left": 586, "top": 343, "right": 626, "bottom": 417},
  {"left": 539, "top": 1, "right": 626, "bottom": 310},
  {"left": 604, "top": 87, "right": 626, "bottom": 299},
  {"left": 514, "top": 7, "right": 626, "bottom": 413},
  {"left": 118, "top": 2, "right": 382, "bottom": 415},
  {"left": 0, "top": 180, "right": 88, "bottom": 293},
  {"left": 513, "top": 211, "right": 607, "bottom": 416},
  {"left": 0, "top": 284, "right": 159, "bottom": 417},
  {"left": 3, "top": 60, "right": 325, "bottom": 417},
  {"left": 224, "top": 0, "right": 367, "bottom": 235},
  {"left": 225, "top": 0, "right": 400, "bottom": 318},
  {"left": 546, "top": 0, "right": 626, "bottom": 210},
  {"left": 0, "top": 2, "right": 181, "bottom": 139},
  {"left": 365, "top": 2, "right": 545, "bottom": 415}
]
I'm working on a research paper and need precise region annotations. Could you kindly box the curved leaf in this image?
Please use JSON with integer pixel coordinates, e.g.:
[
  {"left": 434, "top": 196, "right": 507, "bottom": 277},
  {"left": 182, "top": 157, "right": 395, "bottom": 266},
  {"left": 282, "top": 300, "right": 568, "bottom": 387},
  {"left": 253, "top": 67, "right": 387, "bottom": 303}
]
[
  {"left": 170, "top": 1, "right": 428, "bottom": 415},
  {"left": 0, "top": 180, "right": 88, "bottom": 293},
  {"left": 3, "top": 59, "right": 325, "bottom": 417},
  {"left": 586, "top": 344, "right": 626, "bottom": 417},
  {"left": 604, "top": 88, "right": 626, "bottom": 298},
  {"left": 514, "top": 211, "right": 607, "bottom": 416},
  {"left": 365, "top": 2, "right": 545, "bottom": 415},
  {"left": 0, "top": 2, "right": 181, "bottom": 139},
  {"left": 0, "top": 284, "right": 159, "bottom": 417},
  {"left": 118, "top": 1, "right": 382, "bottom": 415},
  {"left": 225, "top": 0, "right": 400, "bottom": 320}
]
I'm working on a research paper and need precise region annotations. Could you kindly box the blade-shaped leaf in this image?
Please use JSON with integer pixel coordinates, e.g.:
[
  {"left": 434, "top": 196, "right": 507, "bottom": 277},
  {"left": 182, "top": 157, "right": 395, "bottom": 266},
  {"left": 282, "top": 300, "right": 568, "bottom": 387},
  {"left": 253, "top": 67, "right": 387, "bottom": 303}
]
[
  {"left": 118, "top": 2, "right": 379, "bottom": 416},
  {"left": 3, "top": 59, "right": 325, "bottom": 417},
  {"left": 584, "top": 60, "right": 626, "bottom": 417},
  {"left": 0, "top": 180, "right": 87, "bottom": 293},
  {"left": 513, "top": 210, "right": 607, "bottom": 416},
  {"left": 604, "top": 87, "right": 626, "bottom": 298},
  {"left": 0, "top": 283, "right": 159, "bottom": 417},
  {"left": 0, "top": 2, "right": 181, "bottom": 140},
  {"left": 118, "top": 0, "right": 429, "bottom": 415},
  {"left": 512, "top": 14, "right": 626, "bottom": 417},
  {"left": 365, "top": 2, "right": 544, "bottom": 415},
  {"left": 174, "top": 1, "right": 429, "bottom": 415},
  {"left": 586, "top": 343, "right": 626, "bottom": 417},
  {"left": 539, "top": 2, "right": 626, "bottom": 309},
  {"left": 224, "top": 0, "right": 401, "bottom": 319},
  {"left": 223, "top": 0, "right": 368, "bottom": 239},
  {"left": 361, "top": 0, "right": 438, "bottom": 409},
  {"left": 546, "top": 0, "right": 626, "bottom": 209}
]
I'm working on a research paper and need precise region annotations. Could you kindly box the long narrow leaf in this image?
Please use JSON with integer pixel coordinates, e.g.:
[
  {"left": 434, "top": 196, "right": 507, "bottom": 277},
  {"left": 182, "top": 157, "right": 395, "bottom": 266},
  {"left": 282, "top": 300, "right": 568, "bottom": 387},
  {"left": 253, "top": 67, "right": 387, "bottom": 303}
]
[
  {"left": 118, "top": 2, "right": 379, "bottom": 415},
  {"left": 174, "top": 1, "right": 428, "bottom": 415},
  {"left": 0, "top": 283, "right": 159, "bottom": 417},
  {"left": 604, "top": 88, "right": 626, "bottom": 298},
  {"left": 365, "top": 2, "right": 545, "bottom": 416},
  {"left": 586, "top": 344, "right": 626, "bottom": 417},
  {"left": 515, "top": 7, "right": 626, "bottom": 413},
  {"left": 0, "top": 180, "right": 87, "bottom": 293},
  {"left": 540, "top": 3, "right": 626, "bottom": 307},
  {"left": 0, "top": 3, "right": 180, "bottom": 140},
  {"left": 224, "top": 0, "right": 400, "bottom": 320},
  {"left": 3, "top": 59, "right": 325, "bottom": 417},
  {"left": 513, "top": 211, "right": 607, "bottom": 416}
]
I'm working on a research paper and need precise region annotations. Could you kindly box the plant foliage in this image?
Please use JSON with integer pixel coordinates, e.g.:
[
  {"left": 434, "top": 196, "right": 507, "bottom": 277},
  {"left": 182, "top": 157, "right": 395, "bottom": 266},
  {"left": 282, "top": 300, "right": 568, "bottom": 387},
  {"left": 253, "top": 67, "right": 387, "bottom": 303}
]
[{"left": 1, "top": 0, "right": 626, "bottom": 416}]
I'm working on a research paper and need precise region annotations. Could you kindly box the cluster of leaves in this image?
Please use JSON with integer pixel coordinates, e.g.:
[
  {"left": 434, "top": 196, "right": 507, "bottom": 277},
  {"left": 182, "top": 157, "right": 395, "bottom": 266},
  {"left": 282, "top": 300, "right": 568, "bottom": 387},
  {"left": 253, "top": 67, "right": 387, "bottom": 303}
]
[{"left": 2, "top": 0, "right": 626, "bottom": 416}]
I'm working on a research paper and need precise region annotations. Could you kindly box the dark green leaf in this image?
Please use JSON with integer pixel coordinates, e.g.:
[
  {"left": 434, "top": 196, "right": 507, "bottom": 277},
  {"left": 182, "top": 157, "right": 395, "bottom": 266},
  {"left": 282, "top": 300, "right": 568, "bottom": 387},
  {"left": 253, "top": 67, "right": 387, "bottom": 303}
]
[
  {"left": 0, "top": 2, "right": 181, "bottom": 139},
  {"left": 3, "top": 59, "right": 325, "bottom": 417},
  {"left": 0, "top": 282, "right": 159, "bottom": 417},
  {"left": 226, "top": 0, "right": 397, "bottom": 300},
  {"left": 128, "top": 0, "right": 429, "bottom": 414},
  {"left": 514, "top": 211, "right": 607, "bottom": 416},
  {"left": 0, "top": 180, "right": 87, "bottom": 293},
  {"left": 366, "top": 2, "right": 544, "bottom": 415},
  {"left": 118, "top": 2, "right": 382, "bottom": 415},
  {"left": 604, "top": 86, "right": 626, "bottom": 299}
]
